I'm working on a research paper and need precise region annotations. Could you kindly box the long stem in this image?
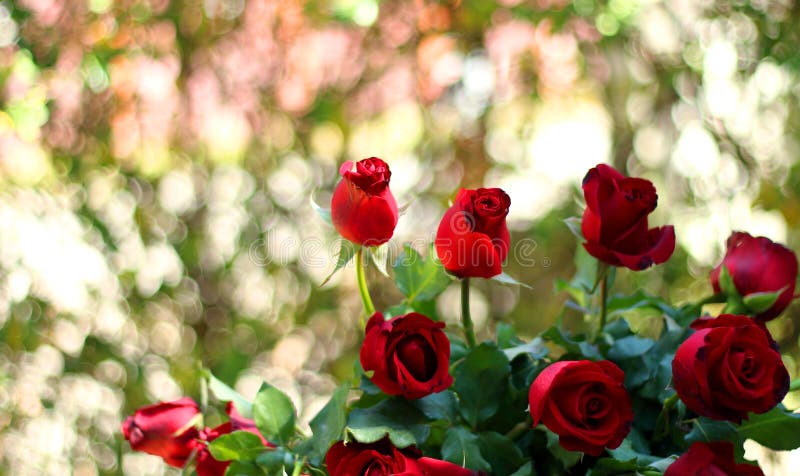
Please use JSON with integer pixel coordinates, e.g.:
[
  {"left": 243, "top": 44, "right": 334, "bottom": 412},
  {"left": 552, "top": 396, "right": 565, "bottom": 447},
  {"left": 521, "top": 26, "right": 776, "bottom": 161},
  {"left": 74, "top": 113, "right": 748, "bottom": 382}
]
[
  {"left": 356, "top": 247, "right": 376, "bottom": 315},
  {"left": 653, "top": 392, "right": 680, "bottom": 442},
  {"left": 597, "top": 272, "right": 608, "bottom": 341},
  {"left": 461, "top": 278, "right": 476, "bottom": 348},
  {"left": 291, "top": 457, "right": 306, "bottom": 476}
]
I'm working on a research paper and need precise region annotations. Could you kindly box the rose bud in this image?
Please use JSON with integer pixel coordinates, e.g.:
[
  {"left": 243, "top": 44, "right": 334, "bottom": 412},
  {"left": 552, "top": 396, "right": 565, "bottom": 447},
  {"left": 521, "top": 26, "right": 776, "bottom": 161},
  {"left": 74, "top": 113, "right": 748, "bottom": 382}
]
[
  {"left": 665, "top": 442, "right": 764, "bottom": 476},
  {"left": 710, "top": 231, "right": 798, "bottom": 321},
  {"left": 360, "top": 312, "right": 453, "bottom": 400},
  {"left": 195, "top": 403, "right": 272, "bottom": 476},
  {"left": 581, "top": 164, "right": 675, "bottom": 270},
  {"left": 435, "top": 188, "right": 511, "bottom": 278},
  {"left": 325, "top": 438, "right": 484, "bottom": 476},
  {"left": 672, "top": 314, "right": 789, "bottom": 423},
  {"left": 121, "top": 397, "right": 201, "bottom": 467},
  {"left": 529, "top": 360, "right": 632, "bottom": 456},
  {"left": 331, "top": 157, "right": 398, "bottom": 246}
]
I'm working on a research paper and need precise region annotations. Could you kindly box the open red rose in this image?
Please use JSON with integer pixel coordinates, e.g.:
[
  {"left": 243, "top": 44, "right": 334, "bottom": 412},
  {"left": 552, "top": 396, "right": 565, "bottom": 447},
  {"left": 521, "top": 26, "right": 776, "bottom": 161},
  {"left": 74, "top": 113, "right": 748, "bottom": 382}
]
[
  {"left": 665, "top": 442, "right": 764, "bottom": 476},
  {"left": 710, "top": 231, "right": 798, "bottom": 321},
  {"left": 325, "top": 438, "right": 483, "bottom": 476},
  {"left": 581, "top": 164, "right": 675, "bottom": 270},
  {"left": 331, "top": 157, "right": 398, "bottom": 246},
  {"left": 529, "top": 360, "right": 632, "bottom": 456},
  {"left": 360, "top": 312, "right": 453, "bottom": 400},
  {"left": 195, "top": 403, "right": 272, "bottom": 476},
  {"left": 672, "top": 314, "right": 789, "bottom": 423},
  {"left": 121, "top": 397, "right": 201, "bottom": 467},
  {"left": 435, "top": 188, "right": 511, "bottom": 278}
]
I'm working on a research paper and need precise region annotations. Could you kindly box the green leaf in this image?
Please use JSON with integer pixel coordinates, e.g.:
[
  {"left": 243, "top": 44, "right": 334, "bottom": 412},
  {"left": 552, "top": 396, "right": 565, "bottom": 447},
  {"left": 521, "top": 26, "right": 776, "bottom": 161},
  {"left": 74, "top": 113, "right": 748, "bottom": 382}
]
[
  {"left": 545, "top": 427, "right": 581, "bottom": 469},
  {"left": 491, "top": 272, "right": 532, "bottom": 289},
  {"left": 607, "top": 437, "right": 658, "bottom": 465},
  {"left": 225, "top": 460, "right": 264, "bottom": 476},
  {"left": 253, "top": 384, "right": 297, "bottom": 446},
  {"left": 412, "top": 390, "right": 458, "bottom": 422},
  {"left": 477, "top": 431, "right": 526, "bottom": 475},
  {"left": 607, "top": 335, "right": 655, "bottom": 360},
  {"left": 255, "top": 448, "right": 295, "bottom": 472},
  {"left": 718, "top": 265, "right": 738, "bottom": 297},
  {"left": 392, "top": 244, "right": 451, "bottom": 303},
  {"left": 743, "top": 287, "right": 787, "bottom": 314},
  {"left": 367, "top": 244, "right": 390, "bottom": 277},
  {"left": 345, "top": 398, "right": 430, "bottom": 448},
  {"left": 440, "top": 427, "right": 491, "bottom": 473},
  {"left": 320, "top": 240, "right": 357, "bottom": 286},
  {"left": 739, "top": 405, "right": 800, "bottom": 450},
  {"left": 541, "top": 326, "right": 602, "bottom": 360},
  {"left": 208, "top": 431, "right": 268, "bottom": 462},
  {"left": 685, "top": 417, "right": 737, "bottom": 445},
  {"left": 564, "top": 216, "right": 583, "bottom": 240},
  {"left": 296, "top": 384, "right": 349, "bottom": 462},
  {"left": 453, "top": 343, "right": 511, "bottom": 427},
  {"left": 508, "top": 462, "right": 534, "bottom": 476},
  {"left": 205, "top": 371, "right": 253, "bottom": 419},
  {"left": 502, "top": 337, "right": 548, "bottom": 361},
  {"left": 310, "top": 195, "right": 332, "bottom": 225},
  {"left": 586, "top": 457, "right": 641, "bottom": 476}
]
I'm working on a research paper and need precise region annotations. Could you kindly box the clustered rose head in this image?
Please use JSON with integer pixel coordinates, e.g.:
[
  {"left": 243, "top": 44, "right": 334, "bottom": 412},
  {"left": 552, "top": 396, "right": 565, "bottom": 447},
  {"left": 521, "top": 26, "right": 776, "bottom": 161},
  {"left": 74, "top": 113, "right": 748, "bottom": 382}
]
[
  {"left": 581, "top": 164, "right": 675, "bottom": 270},
  {"left": 435, "top": 187, "right": 511, "bottom": 278},
  {"left": 331, "top": 157, "right": 398, "bottom": 246},
  {"left": 122, "top": 399, "right": 270, "bottom": 475},
  {"left": 528, "top": 359, "right": 633, "bottom": 456},
  {"left": 360, "top": 312, "right": 453, "bottom": 400},
  {"left": 672, "top": 314, "right": 789, "bottom": 423},
  {"left": 325, "top": 438, "right": 484, "bottom": 476},
  {"left": 665, "top": 442, "right": 764, "bottom": 476},
  {"left": 710, "top": 231, "right": 798, "bottom": 321}
]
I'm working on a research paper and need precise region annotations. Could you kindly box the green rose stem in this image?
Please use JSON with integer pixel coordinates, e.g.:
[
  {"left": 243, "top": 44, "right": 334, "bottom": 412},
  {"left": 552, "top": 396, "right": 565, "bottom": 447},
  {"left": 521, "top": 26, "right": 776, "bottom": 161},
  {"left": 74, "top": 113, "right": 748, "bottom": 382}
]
[
  {"left": 291, "top": 457, "right": 306, "bottom": 476},
  {"left": 461, "top": 278, "right": 477, "bottom": 348},
  {"left": 355, "top": 247, "right": 376, "bottom": 316},
  {"left": 597, "top": 272, "right": 609, "bottom": 341}
]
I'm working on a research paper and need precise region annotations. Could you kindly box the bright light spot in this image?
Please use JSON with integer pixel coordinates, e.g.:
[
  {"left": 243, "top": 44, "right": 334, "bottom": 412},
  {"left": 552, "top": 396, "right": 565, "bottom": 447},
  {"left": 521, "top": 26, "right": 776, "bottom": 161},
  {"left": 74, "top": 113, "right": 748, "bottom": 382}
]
[
  {"left": 671, "top": 121, "right": 719, "bottom": 178},
  {"left": 704, "top": 41, "right": 738, "bottom": 79}
]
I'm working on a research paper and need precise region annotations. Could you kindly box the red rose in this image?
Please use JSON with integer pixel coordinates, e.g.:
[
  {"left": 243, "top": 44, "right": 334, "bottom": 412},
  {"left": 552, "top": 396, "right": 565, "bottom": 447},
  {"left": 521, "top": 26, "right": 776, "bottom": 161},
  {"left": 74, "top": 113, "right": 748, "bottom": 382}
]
[
  {"left": 528, "top": 360, "right": 632, "bottom": 456},
  {"left": 331, "top": 157, "right": 398, "bottom": 246},
  {"left": 665, "top": 442, "right": 764, "bottom": 476},
  {"left": 195, "top": 403, "right": 272, "bottom": 476},
  {"left": 672, "top": 314, "right": 789, "bottom": 423},
  {"left": 435, "top": 188, "right": 511, "bottom": 278},
  {"left": 581, "top": 164, "right": 675, "bottom": 270},
  {"left": 121, "top": 397, "right": 201, "bottom": 467},
  {"left": 710, "top": 231, "right": 798, "bottom": 321},
  {"left": 325, "top": 438, "right": 483, "bottom": 476},
  {"left": 360, "top": 312, "right": 453, "bottom": 400}
]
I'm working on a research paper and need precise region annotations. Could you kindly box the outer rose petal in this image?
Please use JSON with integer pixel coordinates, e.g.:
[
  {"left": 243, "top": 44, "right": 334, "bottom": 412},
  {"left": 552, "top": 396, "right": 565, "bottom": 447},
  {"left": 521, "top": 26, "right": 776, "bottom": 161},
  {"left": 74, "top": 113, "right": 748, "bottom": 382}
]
[
  {"left": 360, "top": 312, "right": 452, "bottom": 399},
  {"left": 331, "top": 178, "right": 398, "bottom": 246},
  {"left": 710, "top": 232, "right": 798, "bottom": 321},
  {"left": 121, "top": 397, "right": 201, "bottom": 467},
  {"left": 417, "top": 457, "right": 484, "bottom": 476},
  {"left": 609, "top": 225, "right": 675, "bottom": 271},
  {"left": 665, "top": 442, "right": 765, "bottom": 476}
]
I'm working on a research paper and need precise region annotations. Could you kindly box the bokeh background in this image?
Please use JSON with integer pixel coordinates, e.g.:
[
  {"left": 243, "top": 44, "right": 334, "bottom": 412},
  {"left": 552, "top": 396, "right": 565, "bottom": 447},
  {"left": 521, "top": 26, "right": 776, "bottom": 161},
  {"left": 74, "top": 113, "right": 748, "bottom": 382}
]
[{"left": 2, "top": 0, "right": 800, "bottom": 474}]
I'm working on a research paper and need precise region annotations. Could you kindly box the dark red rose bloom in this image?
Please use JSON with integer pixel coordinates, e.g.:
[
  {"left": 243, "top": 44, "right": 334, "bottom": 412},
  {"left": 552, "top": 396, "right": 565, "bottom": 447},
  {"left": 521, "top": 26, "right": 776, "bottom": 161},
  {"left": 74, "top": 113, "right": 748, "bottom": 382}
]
[
  {"left": 581, "top": 164, "right": 675, "bottom": 270},
  {"left": 360, "top": 312, "right": 453, "bottom": 400},
  {"left": 325, "top": 438, "right": 483, "bottom": 476},
  {"left": 529, "top": 360, "right": 632, "bottom": 456},
  {"left": 710, "top": 231, "right": 798, "bottom": 321},
  {"left": 665, "top": 442, "right": 764, "bottom": 476},
  {"left": 435, "top": 188, "right": 511, "bottom": 278},
  {"left": 672, "top": 314, "right": 789, "bottom": 423},
  {"left": 195, "top": 403, "right": 272, "bottom": 476},
  {"left": 331, "top": 157, "right": 398, "bottom": 246},
  {"left": 121, "top": 397, "right": 201, "bottom": 467}
]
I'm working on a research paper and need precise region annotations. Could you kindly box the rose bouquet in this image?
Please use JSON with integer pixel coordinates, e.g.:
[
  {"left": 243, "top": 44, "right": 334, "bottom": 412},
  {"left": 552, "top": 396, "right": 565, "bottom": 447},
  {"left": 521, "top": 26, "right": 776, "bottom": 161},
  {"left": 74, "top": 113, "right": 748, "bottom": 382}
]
[{"left": 122, "top": 159, "right": 800, "bottom": 475}]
